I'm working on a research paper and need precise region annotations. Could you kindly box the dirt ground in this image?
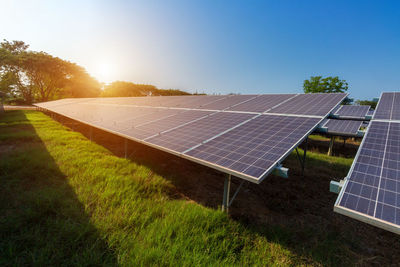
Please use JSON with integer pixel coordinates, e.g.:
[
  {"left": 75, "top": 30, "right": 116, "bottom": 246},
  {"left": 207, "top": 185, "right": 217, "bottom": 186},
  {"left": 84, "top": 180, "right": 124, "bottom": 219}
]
[{"left": 51, "top": 113, "right": 400, "bottom": 265}]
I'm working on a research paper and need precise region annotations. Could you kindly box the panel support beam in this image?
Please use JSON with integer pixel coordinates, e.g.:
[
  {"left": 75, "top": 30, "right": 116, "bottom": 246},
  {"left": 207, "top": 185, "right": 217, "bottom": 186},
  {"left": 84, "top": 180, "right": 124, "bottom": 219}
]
[
  {"left": 328, "top": 136, "right": 335, "bottom": 156},
  {"left": 330, "top": 179, "right": 345, "bottom": 194},
  {"left": 222, "top": 174, "right": 245, "bottom": 213},
  {"left": 124, "top": 139, "right": 128, "bottom": 159},
  {"left": 89, "top": 126, "right": 93, "bottom": 142},
  {"left": 295, "top": 137, "right": 308, "bottom": 176},
  {"left": 272, "top": 165, "right": 289, "bottom": 178}
]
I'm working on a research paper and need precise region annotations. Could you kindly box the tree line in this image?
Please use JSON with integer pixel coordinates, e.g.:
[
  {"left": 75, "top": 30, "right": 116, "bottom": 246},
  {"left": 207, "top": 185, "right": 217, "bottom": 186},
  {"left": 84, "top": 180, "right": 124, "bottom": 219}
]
[{"left": 0, "top": 40, "right": 190, "bottom": 104}]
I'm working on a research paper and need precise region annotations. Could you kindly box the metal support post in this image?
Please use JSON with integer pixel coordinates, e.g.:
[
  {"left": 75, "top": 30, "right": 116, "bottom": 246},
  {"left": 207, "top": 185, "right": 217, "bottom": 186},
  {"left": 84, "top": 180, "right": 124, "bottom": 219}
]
[
  {"left": 124, "top": 139, "right": 128, "bottom": 159},
  {"left": 222, "top": 174, "right": 231, "bottom": 212},
  {"left": 343, "top": 138, "right": 346, "bottom": 147},
  {"left": 89, "top": 126, "right": 93, "bottom": 142},
  {"left": 295, "top": 137, "right": 308, "bottom": 176},
  {"left": 302, "top": 137, "right": 308, "bottom": 176},
  {"left": 222, "top": 174, "right": 245, "bottom": 212},
  {"left": 328, "top": 136, "right": 335, "bottom": 156}
]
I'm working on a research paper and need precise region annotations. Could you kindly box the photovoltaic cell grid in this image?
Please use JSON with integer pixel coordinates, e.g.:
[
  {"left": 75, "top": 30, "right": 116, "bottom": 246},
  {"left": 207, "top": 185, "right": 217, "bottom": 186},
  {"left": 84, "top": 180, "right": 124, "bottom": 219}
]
[
  {"left": 226, "top": 94, "right": 297, "bottom": 113},
  {"left": 323, "top": 119, "right": 363, "bottom": 135},
  {"left": 334, "top": 105, "right": 370, "bottom": 119},
  {"left": 335, "top": 121, "right": 400, "bottom": 233},
  {"left": 89, "top": 95, "right": 229, "bottom": 109},
  {"left": 266, "top": 93, "right": 347, "bottom": 116},
  {"left": 146, "top": 112, "right": 255, "bottom": 153},
  {"left": 36, "top": 93, "right": 346, "bottom": 183},
  {"left": 374, "top": 92, "right": 400, "bottom": 121},
  {"left": 119, "top": 109, "right": 213, "bottom": 140},
  {"left": 197, "top": 95, "right": 257, "bottom": 110},
  {"left": 186, "top": 115, "right": 321, "bottom": 181}
]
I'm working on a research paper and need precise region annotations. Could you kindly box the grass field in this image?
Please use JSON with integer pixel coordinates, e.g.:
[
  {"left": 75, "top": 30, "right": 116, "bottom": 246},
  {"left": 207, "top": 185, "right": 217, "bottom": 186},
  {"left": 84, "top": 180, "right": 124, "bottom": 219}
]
[{"left": 1, "top": 110, "right": 399, "bottom": 266}]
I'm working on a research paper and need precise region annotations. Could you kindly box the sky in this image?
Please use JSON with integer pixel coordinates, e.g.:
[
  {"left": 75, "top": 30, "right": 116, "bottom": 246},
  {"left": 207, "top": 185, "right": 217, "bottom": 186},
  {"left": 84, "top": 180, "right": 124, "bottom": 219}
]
[{"left": 1, "top": 0, "right": 399, "bottom": 100}]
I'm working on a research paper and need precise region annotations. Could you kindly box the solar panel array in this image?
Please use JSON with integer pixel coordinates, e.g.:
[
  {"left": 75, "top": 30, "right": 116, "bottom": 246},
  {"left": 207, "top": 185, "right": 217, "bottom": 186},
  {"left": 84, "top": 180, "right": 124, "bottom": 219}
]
[
  {"left": 335, "top": 92, "right": 400, "bottom": 234},
  {"left": 334, "top": 105, "right": 371, "bottom": 119},
  {"left": 36, "top": 93, "right": 347, "bottom": 183},
  {"left": 322, "top": 119, "right": 363, "bottom": 136}
]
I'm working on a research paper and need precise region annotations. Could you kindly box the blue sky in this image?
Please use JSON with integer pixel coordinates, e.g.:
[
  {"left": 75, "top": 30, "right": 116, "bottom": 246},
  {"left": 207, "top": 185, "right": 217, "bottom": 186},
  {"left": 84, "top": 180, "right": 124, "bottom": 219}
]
[{"left": 1, "top": 0, "right": 399, "bottom": 100}]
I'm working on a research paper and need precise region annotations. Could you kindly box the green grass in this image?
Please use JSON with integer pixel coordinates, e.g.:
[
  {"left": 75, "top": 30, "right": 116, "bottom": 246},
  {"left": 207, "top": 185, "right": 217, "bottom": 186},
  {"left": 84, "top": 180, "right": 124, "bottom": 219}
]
[{"left": 0, "top": 110, "right": 367, "bottom": 266}]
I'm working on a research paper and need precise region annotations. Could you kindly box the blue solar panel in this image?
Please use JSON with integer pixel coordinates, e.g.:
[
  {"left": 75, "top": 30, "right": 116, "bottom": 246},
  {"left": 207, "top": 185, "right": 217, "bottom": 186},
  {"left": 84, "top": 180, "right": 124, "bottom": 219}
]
[
  {"left": 374, "top": 92, "right": 400, "bottom": 121},
  {"left": 323, "top": 119, "right": 362, "bottom": 135},
  {"left": 185, "top": 115, "right": 320, "bottom": 181},
  {"left": 120, "top": 110, "right": 212, "bottom": 140},
  {"left": 146, "top": 112, "right": 255, "bottom": 153},
  {"left": 334, "top": 105, "right": 370, "bottom": 119},
  {"left": 335, "top": 121, "right": 400, "bottom": 233},
  {"left": 198, "top": 95, "right": 257, "bottom": 110},
  {"left": 267, "top": 93, "right": 347, "bottom": 116},
  {"left": 226, "top": 94, "right": 297, "bottom": 113}
]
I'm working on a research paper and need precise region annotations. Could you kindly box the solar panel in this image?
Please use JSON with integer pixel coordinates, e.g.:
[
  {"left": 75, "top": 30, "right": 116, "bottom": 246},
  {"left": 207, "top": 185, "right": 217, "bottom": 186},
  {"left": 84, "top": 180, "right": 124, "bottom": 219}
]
[
  {"left": 35, "top": 93, "right": 346, "bottom": 184},
  {"left": 120, "top": 109, "right": 212, "bottom": 140},
  {"left": 197, "top": 95, "right": 257, "bottom": 110},
  {"left": 374, "top": 92, "right": 400, "bottom": 121},
  {"left": 334, "top": 105, "right": 370, "bottom": 119},
  {"left": 36, "top": 98, "right": 95, "bottom": 108},
  {"left": 226, "top": 94, "right": 297, "bottom": 113},
  {"left": 335, "top": 121, "right": 400, "bottom": 234},
  {"left": 267, "top": 93, "right": 347, "bottom": 116},
  {"left": 185, "top": 115, "right": 321, "bottom": 182},
  {"left": 90, "top": 95, "right": 229, "bottom": 109},
  {"left": 323, "top": 119, "right": 363, "bottom": 135},
  {"left": 146, "top": 112, "right": 255, "bottom": 153}
]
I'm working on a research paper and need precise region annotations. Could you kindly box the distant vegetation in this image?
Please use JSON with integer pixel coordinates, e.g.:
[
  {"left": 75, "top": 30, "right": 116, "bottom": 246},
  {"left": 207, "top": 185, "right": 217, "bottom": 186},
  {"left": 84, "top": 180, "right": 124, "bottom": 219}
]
[
  {"left": 0, "top": 40, "right": 100, "bottom": 104},
  {"left": 101, "top": 81, "right": 190, "bottom": 97},
  {"left": 355, "top": 99, "right": 378, "bottom": 109},
  {"left": 0, "top": 40, "right": 191, "bottom": 104}
]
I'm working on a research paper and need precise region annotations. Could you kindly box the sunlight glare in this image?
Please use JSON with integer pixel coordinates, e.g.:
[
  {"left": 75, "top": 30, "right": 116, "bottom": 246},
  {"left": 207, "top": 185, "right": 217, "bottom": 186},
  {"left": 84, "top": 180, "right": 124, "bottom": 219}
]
[{"left": 93, "top": 61, "right": 117, "bottom": 83}]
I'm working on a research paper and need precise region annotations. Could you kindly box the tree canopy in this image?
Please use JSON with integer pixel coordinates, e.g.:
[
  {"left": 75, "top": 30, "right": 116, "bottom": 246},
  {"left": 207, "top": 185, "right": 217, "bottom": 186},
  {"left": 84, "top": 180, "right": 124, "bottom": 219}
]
[
  {"left": 303, "top": 76, "right": 349, "bottom": 94},
  {"left": 0, "top": 40, "right": 101, "bottom": 104}
]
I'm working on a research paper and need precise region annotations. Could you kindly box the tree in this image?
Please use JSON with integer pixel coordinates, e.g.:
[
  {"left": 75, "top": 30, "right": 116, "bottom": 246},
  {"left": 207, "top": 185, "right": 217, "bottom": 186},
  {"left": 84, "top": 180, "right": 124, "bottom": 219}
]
[
  {"left": 62, "top": 63, "right": 101, "bottom": 98},
  {"left": 303, "top": 76, "right": 348, "bottom": 94},
  {"left": 0, "top": 39, "right": 101, "bottom": 103},
  {"left": 22, "top": 52, "right": 70, "bottom": 102},
  {"left": 0, "top": 40, "right": 33, "bottom": 103}
]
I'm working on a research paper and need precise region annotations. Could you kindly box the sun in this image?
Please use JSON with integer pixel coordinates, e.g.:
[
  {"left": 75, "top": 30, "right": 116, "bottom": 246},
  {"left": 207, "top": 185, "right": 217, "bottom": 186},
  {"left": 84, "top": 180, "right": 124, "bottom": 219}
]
[{"left": 93, "top": 61, "right": 117, "bottom": 83}]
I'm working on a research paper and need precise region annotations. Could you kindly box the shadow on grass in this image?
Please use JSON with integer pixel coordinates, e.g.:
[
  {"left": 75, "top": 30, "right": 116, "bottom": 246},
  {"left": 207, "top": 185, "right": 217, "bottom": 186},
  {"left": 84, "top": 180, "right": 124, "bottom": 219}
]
[
  {"left": 0, "top": 111, "right": 118, "bottom": 266},
  {"left": 52, "top": 112, "right": 400, "bottom": 266}
]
